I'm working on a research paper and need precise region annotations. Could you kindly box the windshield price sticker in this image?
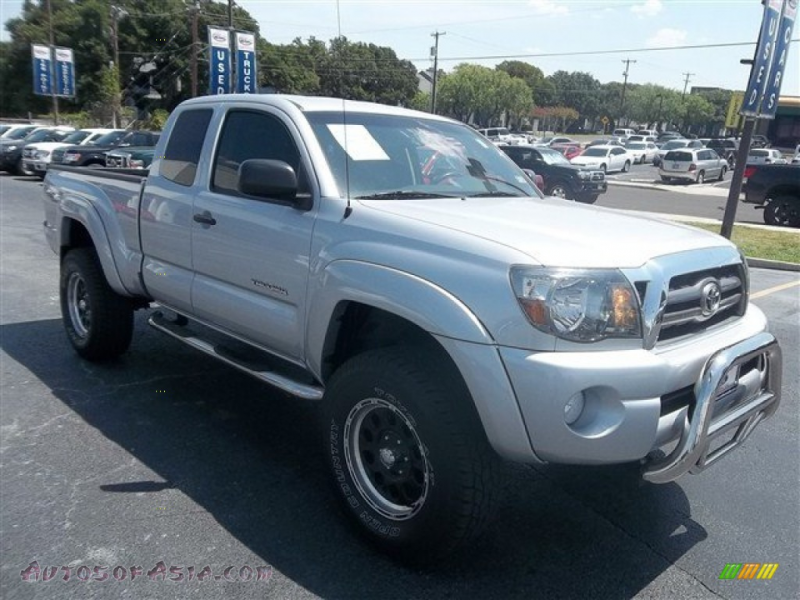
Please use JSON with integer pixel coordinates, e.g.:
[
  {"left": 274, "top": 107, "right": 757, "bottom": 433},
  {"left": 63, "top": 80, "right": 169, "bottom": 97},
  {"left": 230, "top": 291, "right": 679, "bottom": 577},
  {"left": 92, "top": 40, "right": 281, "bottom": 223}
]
[{"left": 326, "top": 124, "right": 390, "bottom": 161}]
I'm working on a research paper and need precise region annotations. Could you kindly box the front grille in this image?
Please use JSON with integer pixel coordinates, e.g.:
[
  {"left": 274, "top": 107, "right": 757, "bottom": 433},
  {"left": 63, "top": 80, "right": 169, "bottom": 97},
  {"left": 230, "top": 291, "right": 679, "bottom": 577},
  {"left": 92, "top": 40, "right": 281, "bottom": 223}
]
[
  {"left": 51, "top": 148, "right": 65, "bottom": 164},
  {"left": 590, "top": 172, "right": 605, "bottom": 182},
  {"left": 105, "top": 155, "right": 124, "bottom": 168},
  {"left": 23, "top": 148, "right": 35, "bottom": 159},
  {"left": 658, "top": 264, "right": 746, "bottom": 342}
]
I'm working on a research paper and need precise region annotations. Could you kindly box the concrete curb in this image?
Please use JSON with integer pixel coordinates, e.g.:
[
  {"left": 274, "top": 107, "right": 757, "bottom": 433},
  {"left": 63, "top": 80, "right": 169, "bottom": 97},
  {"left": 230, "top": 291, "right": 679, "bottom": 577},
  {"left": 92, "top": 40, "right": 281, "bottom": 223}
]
[
  {"left": 607, "top": 179, "right": 732, "bottom": 197},
  {"left": 746, "top": 258, "right": 800, "bottom": 272}
]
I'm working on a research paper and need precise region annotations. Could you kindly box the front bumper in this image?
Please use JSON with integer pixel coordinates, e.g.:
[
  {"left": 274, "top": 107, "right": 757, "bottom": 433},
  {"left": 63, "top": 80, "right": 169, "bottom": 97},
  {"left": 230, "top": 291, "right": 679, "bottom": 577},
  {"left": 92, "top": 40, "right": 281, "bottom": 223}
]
[
  {"left": 23, "top": 160, "right": 48, "bottom": 174},
  {"left": 576, "top": 179, "right": 608, "bottom": 196},
  {"left": 0, "top": 151, "right": 21, "bottom": 170},
  {"left": 497, "top": 306, "right": 782, "bottom": 482}
]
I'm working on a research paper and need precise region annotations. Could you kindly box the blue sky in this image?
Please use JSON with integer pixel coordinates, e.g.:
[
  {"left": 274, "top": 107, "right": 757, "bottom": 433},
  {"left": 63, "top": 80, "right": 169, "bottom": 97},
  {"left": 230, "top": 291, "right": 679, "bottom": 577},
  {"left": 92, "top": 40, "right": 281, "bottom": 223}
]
[{"left": 2, "top": 0, "right": 798, "bottom": 95}]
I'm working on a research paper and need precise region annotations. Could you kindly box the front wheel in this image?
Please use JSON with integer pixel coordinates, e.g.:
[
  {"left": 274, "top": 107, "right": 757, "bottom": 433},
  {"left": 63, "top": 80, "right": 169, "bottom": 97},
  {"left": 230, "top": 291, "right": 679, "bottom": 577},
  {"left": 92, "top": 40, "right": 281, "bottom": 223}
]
[
  {"left": 764, "top": 196, "right": 800, "bottom": 227},
  {"left": 599, "top": 163, "right": 607, "bottom": 173},
  {"left": 622, "top": 160, "right": 631, "bottom": 173},
  {"left": 576, "top": 193, "right": 599, "bottom": 204},
  {"left": 718, "top": 166, "right": 727, "bottom": 181},
  {"left": 545, "top": 181, "right": 571, "bottom": 199},
  {"left": 60, "top": 248, "right": 134, "bottom": 361},
  {"left": 323, "top": 347, "right": 498, "bottom": 564}
]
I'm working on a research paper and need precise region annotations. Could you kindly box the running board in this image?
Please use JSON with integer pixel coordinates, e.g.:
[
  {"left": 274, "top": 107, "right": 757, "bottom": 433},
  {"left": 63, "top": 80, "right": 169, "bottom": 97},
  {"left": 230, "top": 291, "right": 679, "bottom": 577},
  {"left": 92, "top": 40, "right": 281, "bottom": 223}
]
[{"left": 148, "top": 311, "right": 324, "bottom": 400}]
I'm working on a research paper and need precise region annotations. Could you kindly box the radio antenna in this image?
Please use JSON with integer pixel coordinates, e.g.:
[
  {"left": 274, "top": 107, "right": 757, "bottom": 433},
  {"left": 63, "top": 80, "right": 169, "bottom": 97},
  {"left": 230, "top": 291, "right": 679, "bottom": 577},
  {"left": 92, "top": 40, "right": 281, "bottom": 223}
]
[{"left": 336, "top": 0, "right": 353, "bottom": 219}]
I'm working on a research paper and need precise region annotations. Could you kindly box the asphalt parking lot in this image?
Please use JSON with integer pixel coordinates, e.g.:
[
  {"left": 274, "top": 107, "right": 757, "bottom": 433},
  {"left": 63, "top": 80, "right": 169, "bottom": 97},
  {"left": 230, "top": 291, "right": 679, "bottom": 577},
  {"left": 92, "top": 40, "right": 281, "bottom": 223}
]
[
  {"left": 607, "top": 161, "right": 733, "bottom": 195},
  {"left": 1, "top": 173, "right": 798, "bottom": 600}
]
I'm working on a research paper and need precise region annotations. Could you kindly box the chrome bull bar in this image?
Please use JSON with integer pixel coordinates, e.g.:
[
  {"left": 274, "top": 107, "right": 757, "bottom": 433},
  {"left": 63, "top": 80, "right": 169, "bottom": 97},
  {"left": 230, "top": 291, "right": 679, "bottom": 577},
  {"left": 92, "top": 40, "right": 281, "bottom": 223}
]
[{"left": 643, "top": 332, "right": 782, "bottom": 484}]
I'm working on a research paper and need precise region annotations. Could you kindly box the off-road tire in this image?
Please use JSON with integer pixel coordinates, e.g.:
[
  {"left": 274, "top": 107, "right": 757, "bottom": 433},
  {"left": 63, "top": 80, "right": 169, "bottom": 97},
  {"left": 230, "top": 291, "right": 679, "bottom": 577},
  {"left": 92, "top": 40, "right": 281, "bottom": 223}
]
[
  {"left": 763, "top": 196, "right": 800, "bottom": 228},
  {"left": 323, "top": 346, "right": 499, "bottom": 564},
  {"left": 60, "top": 248, "right": 134, "bottom": 361}
]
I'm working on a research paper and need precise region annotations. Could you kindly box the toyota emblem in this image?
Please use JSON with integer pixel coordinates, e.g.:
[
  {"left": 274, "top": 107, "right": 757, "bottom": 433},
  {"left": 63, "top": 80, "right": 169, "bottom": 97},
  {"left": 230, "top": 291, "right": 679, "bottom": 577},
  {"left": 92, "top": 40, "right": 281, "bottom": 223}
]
[{"left": 700, "top": 280, "right": 722, "bottom": 317}]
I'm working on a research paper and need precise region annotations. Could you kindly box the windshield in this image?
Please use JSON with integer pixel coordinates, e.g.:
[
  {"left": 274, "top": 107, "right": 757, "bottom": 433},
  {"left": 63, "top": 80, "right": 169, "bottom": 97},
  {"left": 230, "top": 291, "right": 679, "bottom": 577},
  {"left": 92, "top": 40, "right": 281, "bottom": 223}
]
[
  {"left": 537, "top": 147, "right": 572, "bottom": 165},
  {"left": 6, "top": 127, "right": 36, "bottom": 140},
  {"left": 92, "top": 131, "right": 127, "bottom": 146},
  {"left": 62, "top": 130, "right": 90, "bottom": 144},
  {"left": 25, "top": 129, "right": 66, "bottom": 143},
  {"left": 663, "top": 140, "right": 688, "bottom": 150},
  {"left": 0, "top": 125, "right": 11, "bottom": 135},
  {"left": 627, "top": 143, "right": 645, "bottom": 149},
  {"left": 581, "top": 147, "right": 609, "bottom": 157},
  {"left": 307, "top": 112, "right": 539, "bottom": 199},
  {"left": 749, "top": 150, "right": 768, "bottom": 157}
]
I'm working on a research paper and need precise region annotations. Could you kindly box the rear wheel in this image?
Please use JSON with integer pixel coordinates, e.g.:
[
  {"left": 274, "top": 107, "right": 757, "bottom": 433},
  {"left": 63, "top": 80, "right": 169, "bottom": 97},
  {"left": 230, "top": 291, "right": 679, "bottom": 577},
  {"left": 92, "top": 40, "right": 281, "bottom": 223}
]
[
  {"left": 323, "top": 347, "right": 499, "bottom": 564},
  {"left": 718, "top": 166, "right": 727, "bottom": 181},
  {"left": 622, "top": 160, "right": 631, "bottom": 173},
  {"left": 763, "top": 196, "right": 800, "bottom": 228},
  {"left": 60, "top": 248, "right": 134, "bottom": 361},
  {"left": 696, "top": 171, "right": 705, "bottom": 184},
  {"left": 661, "top": 176, "right": 672, "bottom": 183}
]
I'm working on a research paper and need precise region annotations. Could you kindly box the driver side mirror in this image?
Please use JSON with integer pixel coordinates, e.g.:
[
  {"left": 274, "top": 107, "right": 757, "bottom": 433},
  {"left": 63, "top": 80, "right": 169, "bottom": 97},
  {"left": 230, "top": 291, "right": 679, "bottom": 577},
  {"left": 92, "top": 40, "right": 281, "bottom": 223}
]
[{"left": 238, "top": 159, "right": 310, "bottom": 209}]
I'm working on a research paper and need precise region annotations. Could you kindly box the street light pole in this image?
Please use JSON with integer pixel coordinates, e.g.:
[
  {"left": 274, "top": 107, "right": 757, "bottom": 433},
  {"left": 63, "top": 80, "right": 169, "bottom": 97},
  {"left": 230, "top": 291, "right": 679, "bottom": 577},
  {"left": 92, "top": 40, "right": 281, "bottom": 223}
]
[
  {"left": 430, "top": 31, "right": 445, "bottom": 114},
  {"left": 46, "top": 0, "right": 59, "bottom": 125}
]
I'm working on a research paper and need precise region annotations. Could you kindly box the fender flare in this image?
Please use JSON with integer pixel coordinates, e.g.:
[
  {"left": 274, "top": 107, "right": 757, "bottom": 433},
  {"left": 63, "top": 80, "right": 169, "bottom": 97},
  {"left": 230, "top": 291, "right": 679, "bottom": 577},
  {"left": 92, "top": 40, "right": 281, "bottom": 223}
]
[{"left": 305, "top": 260, "right": 495, "bottom": 378}]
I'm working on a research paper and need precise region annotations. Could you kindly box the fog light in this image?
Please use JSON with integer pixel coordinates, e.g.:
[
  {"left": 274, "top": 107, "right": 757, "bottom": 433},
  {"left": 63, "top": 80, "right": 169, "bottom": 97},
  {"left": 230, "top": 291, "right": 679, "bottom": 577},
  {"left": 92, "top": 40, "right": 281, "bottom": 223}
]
[{"left": 564, "top": 392, "right": 585, "bottom": 425}]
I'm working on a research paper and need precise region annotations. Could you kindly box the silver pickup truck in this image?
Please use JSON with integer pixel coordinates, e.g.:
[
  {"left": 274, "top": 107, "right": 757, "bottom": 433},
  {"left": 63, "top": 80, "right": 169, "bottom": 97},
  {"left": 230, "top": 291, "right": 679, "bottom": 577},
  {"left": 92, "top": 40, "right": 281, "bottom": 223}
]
[{"left": 43, "top": 95, "right": 782, "bottom": 563}]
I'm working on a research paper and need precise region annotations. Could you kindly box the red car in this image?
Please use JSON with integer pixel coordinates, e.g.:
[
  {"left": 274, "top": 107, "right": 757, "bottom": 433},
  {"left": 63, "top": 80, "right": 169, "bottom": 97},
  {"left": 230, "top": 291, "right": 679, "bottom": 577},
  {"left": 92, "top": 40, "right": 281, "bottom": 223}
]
[{"left": 550, "top": 143, "right": 583, "bottom": 161}]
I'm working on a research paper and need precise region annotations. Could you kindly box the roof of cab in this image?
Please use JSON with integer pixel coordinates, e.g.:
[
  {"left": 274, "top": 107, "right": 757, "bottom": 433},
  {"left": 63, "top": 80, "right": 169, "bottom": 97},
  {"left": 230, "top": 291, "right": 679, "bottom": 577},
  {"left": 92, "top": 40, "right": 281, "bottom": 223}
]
[{"left": 178, "top": 93, "right": 453, "bottom": 121}]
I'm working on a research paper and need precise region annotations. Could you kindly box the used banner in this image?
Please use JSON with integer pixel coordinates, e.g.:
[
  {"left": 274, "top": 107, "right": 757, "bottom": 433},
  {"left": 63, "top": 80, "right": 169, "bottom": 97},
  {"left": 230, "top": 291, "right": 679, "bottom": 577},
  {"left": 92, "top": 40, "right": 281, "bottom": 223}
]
[
  {"left": 741, "top": 0, "right": 783, "bottom": 116},
  {"left": 54, "top": 47, "right": 76, "bottom": 98},
  {"left": 759, "top": 0, "right": 797, "bottom": 117},
  {"left": 208, "top": 27, "right": 231, "bottom": 95},
  {"left": 31, "top": 44, "right": 53, "bottom": 96},
  {"left": 235, "top": 32, "right": 257, "bottom": 93}
]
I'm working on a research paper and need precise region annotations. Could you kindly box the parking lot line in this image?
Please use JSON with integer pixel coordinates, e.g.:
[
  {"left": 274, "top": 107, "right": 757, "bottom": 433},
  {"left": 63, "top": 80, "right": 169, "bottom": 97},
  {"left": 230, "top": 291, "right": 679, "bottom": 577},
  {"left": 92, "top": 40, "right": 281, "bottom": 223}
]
[{"left": 750, "top": 280, "right": 800, "bottom": 299}]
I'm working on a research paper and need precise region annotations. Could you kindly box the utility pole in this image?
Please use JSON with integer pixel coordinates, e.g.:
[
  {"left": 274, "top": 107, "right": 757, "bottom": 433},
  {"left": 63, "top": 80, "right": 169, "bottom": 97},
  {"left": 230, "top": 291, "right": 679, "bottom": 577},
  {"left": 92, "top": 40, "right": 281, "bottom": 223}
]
[
  {"left": 681, "top": 72, "right": 695, "bottom": 100},
  {"left": 46, "top": 0, "right": 58, "bottom": 124},
  {"left": 110, "top": 5, "right": 127, "bottom": 127},
  {"left": 619, "top": 58, "right": 636, "bottom": 126},
  {"left": 430, "top": 31, "right": 445, "bottom": 115},
  {"left": 190, "top": 1, "right": 199, "bottom": 97},
  {"left": 228, "top": 0, "right": 234, "bottom": 28}
]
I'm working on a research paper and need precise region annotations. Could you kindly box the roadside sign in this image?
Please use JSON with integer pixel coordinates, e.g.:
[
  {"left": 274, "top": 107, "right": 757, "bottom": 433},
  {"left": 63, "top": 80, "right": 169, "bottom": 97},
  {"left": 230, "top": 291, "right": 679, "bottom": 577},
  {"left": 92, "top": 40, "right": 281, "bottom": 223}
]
[
  {"left": 725, "top": 92, "right": 745, "bottom": 129},
  {"left": 741, "top": 0, "right": 783, "bottom": 116},
  {"left": 759, "top": 0, "right": 797, "bottom": 117},
  {"left": 31, "top": 44, "right": 53, "bottom": 96},
  {"left": 601, "top": 116, "right": 609, "bottom": 125}
]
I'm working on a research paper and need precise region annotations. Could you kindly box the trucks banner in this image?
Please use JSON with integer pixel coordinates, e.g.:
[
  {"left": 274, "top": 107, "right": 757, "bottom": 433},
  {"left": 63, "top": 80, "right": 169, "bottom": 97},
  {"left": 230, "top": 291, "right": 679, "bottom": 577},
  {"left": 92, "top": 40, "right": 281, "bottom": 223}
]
[
  {"left": 54, "top": 47, "right": 76, "bottom": 98},
  {"left": 235, "top": 32, "right": 257, "bottom": 93}
]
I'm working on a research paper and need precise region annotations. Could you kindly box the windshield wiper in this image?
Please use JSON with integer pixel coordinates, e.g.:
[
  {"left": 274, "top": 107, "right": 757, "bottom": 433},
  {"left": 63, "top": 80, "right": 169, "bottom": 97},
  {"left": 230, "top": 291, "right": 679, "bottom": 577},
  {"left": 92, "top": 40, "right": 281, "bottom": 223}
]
[
  {"left": 354, "top": 191, "right": 456, "bottom": 200},
  {"left": 464, "top": 191, "right": 521, "bottom": 197}
]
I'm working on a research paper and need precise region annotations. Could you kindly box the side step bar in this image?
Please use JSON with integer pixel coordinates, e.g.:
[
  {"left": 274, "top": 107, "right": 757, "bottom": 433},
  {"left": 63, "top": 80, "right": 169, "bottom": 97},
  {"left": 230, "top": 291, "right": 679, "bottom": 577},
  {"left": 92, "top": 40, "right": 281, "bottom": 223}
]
[{"left": 148, "top": 311, "right": 324, "bottom": 401}]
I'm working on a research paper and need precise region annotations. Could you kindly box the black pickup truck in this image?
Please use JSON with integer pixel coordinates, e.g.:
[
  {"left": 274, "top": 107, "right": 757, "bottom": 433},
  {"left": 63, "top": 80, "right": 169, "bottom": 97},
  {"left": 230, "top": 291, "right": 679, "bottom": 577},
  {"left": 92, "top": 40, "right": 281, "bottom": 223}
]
[
  {"left": 743, "top": 164, "right": 800, "bottom": 227},
  {"left": 499, "top": 144, "right": 607, "bottom": 204}
]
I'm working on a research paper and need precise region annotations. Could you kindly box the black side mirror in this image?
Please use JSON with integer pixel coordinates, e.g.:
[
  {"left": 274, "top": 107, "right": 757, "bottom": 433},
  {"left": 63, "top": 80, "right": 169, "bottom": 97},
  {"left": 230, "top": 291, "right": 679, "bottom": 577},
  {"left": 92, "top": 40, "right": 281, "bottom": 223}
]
[{"left": 238, "top": 159, "right": 306, "bottom": 207}]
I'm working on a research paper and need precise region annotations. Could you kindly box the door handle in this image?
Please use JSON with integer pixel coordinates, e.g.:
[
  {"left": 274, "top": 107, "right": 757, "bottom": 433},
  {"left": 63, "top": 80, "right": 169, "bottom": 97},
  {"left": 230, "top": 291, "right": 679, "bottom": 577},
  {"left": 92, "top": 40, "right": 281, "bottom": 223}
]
[{"left": 193, "top": 211, "right": 217, "bottom": 226}]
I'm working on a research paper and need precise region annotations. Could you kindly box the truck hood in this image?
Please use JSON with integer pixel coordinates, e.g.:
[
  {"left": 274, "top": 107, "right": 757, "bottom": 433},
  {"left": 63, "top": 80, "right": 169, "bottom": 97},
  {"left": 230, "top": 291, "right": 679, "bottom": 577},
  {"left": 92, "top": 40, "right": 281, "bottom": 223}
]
[
  {"left": 24, "top": 141, "right": 69, "bottom": 152},
  {"left": 359, "top": 196, "right": 731, "bottom": 268}
]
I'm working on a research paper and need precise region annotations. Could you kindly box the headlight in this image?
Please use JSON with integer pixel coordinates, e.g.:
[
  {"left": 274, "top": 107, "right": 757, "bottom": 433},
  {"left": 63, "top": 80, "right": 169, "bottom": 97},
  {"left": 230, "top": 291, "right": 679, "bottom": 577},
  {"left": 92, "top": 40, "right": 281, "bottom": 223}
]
[
  {"left": 129, "top": 159, "right": 145, "bottom": 168},
  {"left": 35, "top": 150, "right": 50, "bottom": 159},
  {"left": 63, "top": 153, "right": 80, "bottom": 162},
  {"left": 510, "top": 267, "right": 642, "bottom": 342},
  {"left": 577, "top": 170, "right": 590, "bottom": 179},
  {"left": 5, "top": 145, "right": 19, "bottom": 152}
]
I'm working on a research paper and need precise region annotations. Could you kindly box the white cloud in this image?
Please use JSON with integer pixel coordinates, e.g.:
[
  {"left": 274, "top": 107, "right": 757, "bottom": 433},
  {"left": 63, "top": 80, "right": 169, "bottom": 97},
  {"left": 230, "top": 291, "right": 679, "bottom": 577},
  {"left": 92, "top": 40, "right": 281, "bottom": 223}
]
[
  {"left": 631, "top": 0, "right": 663, "bottom": 18},
  {"left": 529, "top": 0, "right": 569, "bottom": 16},
  {"left": 646, "top": 28, "right": 687, "bottom": 48}
]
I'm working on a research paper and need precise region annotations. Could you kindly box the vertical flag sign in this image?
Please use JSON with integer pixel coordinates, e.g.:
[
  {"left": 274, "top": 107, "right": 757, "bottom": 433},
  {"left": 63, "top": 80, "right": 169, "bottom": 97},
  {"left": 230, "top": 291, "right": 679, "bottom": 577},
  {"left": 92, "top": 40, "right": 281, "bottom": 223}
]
[
  {"left": 208, "top": 27, "right": 231, "bottom": 95},
  {"left": 235, "top": 32, "right": 257, "bottom": 93},
  {"left": 54, "top": 47, "right": 76, "bottom": 97},
  {"left": 31, "top": 44, "right": 53, "bottom": 96},
  {"left": 741, "top": 0, "right": 783, "bottom": 116},
  {"left": 760, "top": 0, "right": 797, "bottom": 117}
]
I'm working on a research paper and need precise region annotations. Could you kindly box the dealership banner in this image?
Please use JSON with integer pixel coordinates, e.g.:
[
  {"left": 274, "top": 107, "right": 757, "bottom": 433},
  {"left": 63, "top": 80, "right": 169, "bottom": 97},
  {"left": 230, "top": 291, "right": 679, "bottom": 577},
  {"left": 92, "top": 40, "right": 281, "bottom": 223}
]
[
  {"left": 31, "top": 44, "right": 53, "bottom": 96},
  {"left": 741, "top": 0, "right": 783, "bottom": 116},
  {"left": 208, "top": 27, "right": 231, "bottom": 95},
  {"left": 54, "top": 47, "right": 76, "bottom": 97},
  {"left": 235, "top": 32, "right": 257, "bottom": 93},
  {"left": 759, "top": 0, "right": 797, "bottom": 117}
]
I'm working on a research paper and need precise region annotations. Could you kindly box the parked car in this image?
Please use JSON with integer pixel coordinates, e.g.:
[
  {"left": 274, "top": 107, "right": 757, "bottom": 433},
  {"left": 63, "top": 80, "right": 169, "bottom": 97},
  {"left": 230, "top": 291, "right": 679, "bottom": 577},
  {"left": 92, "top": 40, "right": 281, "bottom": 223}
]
[
  {"left": 478, "top": 127, "right": 518, "bottom": 144},
  {"left": 612, "top": 128, "right": 636, "bottom": 139},
  {"left": 0, "top": 126, "right": 74, "bottom": 175},
  {"left": 743, "top": 163, "right": 800, "bottom": 227},
  {"left": 0, "top": 124, "right": 38, "bottom": 140},
  {"left": 746, "top": 148, "right": 787, "bottom": 165},
  {"left": 750, "top": 135, "right": 770, "bottom": 149},
  {"left": 706, "top": 138, "right": 739, "bottom": 164},
  {"left": 658, "top": 148, "right": 727, "bottom": 184},
  {"left": 570, "top": 145, "right": 632, "bottom": 173},
  {"left": 534, "top": 136, "right": 576, "bottom": 147},
  {"left": 625, "top": 141, "right": 658, "bottom": 164},
  {"left": 41, "top": 93, "right": 783, "bottom": 563},
  {"left": 105, "top": 146, "right": 156, "bottom": 169},
  {"left": 57, "top": 130, "right": 160, "bottom": 167},
  {"left": 792, "top": 144, "right": 800, "bottom": 164},
  {"left": 586, "top": 137, "right": 625, "bottom": 148},
  {"left": 549, "top": 143, "right": 583, "bottom": 161},
  {"left": 499, "top": 144, "right": 607, "bottom": 203},
  {"left": 23, "top": 128, "right": 123, "bottom": 179},
  {"left": 637, "top": 129, "right": 658, "bottom": 138},
  {"left": 656, "top": 131, "right": 684, "bottom": 145},
  {"left": 653, "top": 139, "right": 703, "bottom": 166}
]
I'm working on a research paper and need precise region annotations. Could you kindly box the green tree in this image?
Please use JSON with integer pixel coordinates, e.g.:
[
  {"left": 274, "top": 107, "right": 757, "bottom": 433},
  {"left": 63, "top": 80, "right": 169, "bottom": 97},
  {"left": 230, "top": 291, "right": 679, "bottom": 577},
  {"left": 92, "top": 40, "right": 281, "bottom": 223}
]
[
  {"left": 546, "top": 70, "right": 601, "bottom": 119},
  {"left": 682, "top": 94, "right": 716, "bottom": 131},
  {"left": 496, "top": 60, "right": 554, "bottom": 106}
]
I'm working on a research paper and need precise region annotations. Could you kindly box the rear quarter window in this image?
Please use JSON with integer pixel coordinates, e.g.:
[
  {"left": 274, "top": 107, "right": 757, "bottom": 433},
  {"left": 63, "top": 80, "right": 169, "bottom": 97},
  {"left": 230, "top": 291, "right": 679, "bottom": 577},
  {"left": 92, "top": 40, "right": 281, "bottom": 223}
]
[{"left": 161, "top": 109, "right": 213, "bottom": 186}]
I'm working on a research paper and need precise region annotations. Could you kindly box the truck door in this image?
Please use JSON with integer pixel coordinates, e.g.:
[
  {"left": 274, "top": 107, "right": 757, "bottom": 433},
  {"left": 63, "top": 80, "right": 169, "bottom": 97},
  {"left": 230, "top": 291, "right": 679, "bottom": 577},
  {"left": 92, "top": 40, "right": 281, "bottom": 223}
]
[
  {"left": 140, "top": 108, "right": 213, "bottom": 314},
  {"left": 191, "top": 107, "right": 317, "bottom": 362}
]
